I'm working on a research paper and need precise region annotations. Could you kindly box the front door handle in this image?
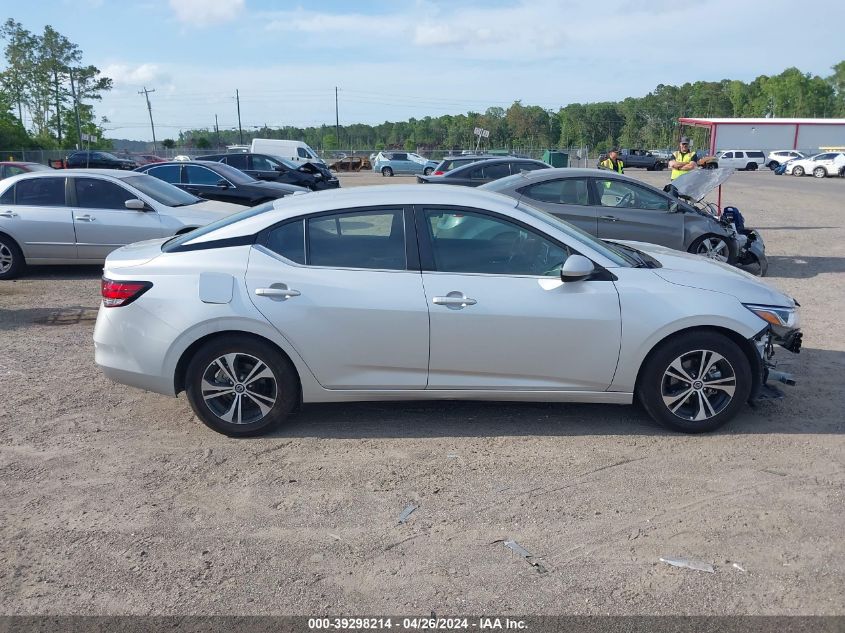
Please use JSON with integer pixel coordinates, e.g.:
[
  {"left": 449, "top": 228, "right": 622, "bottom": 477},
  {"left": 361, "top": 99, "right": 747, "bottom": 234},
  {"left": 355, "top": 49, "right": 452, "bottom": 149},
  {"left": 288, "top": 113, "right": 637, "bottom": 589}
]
[
  {"left": 599, "top": 215, "right": 619, "bottom": 222},
  {"left": 255, "top": 284, "right": 301, "bottom": 301},
  {"left": 75, "top": 214, "right": 95, "bottom": 222},
  {"left": 432, "top": 292, "right": 477, "bottom": 310},
  {"left": 0, "top": 211, "right": 18, "bottom": 218}
]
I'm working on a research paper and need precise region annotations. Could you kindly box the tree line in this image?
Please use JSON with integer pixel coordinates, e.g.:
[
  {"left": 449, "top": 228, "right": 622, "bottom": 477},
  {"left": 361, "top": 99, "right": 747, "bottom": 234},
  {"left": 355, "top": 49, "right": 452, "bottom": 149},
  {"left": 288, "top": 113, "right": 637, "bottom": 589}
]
[{"left": 0, "top": 18, "right": 842, "bottom": 154}]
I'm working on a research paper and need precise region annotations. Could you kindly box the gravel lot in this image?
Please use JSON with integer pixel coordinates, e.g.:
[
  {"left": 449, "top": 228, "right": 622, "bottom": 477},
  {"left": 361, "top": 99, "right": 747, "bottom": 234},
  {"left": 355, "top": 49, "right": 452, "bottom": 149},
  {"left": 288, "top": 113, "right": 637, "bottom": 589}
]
[{"left": 1, "top": 169, "right": 843, "bottom": 615}]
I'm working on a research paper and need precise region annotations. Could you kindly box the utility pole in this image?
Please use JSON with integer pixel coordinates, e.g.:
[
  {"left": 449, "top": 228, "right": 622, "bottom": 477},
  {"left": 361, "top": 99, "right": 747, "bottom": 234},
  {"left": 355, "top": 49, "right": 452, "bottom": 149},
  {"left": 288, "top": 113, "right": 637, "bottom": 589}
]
[
  {"left": 335, "top": 87, "right": 340, "bottom": 149},
  {"left": 236, "top": 89, "right": 243, "bottom": 144},
  {"left": 138, "top": 86, "right": 157, "bottom": 152},
  {"left": 214, "top": 114, "right": 220, "bottom": 148},
  {"left": 69, "top": 68, "right": 83, "bottom": 150}
]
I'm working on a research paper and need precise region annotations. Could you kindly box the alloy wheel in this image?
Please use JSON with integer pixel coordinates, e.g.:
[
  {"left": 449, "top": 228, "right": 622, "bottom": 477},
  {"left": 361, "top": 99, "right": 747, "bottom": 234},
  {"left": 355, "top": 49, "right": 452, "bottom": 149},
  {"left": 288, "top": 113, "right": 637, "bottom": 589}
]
[
  {"left": 660, "top": 350, "right": 737, "bottom": 422},
  {"left": 0, "top": 243, "right": 13, "bottom": 274},
  {"left": 695, "top": 237, "right": 730, "bottom": 262},
  {"left": 200, "top": 353, "right": 278, "bottom": 425}
]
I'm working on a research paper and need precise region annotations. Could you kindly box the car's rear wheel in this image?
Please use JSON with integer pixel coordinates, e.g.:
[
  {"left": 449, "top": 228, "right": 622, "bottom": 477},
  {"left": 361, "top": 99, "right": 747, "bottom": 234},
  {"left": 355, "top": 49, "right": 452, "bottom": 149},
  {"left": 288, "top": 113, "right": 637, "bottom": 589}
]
[
  {"left": 767, "top": 161, "right": 779, "bottom": 169},
  {"left": 423, "top": 167, "right": 434, "bottom": 176},
  {"left": 381, "top": 167, "right": 394, "bottom": 177},
  {"left": 745, "top": 162, "right": 758, "bottom": 171},
  {"left": 792, "top": 165, "right": 805, "bottom": 176},
  {"left": 637, "top": 331, "right": 752, "bottom": 433},
  {"left": 689, "top": 234, "right": 733, "bottom": 264},
  {"left": 185, "top": 335, "right": 298, "bottom": 437},
  {"left": 813, "top": 166, "right": 827, "bottom": 178},
  {"left": 0, "top": 234, "right": 24, "bottom": 280}
]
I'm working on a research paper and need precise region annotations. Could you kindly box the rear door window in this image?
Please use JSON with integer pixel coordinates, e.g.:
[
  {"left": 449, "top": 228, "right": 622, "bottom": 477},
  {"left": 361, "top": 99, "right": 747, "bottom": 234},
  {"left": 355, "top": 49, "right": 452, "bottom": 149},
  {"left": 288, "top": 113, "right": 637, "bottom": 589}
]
[
  {"left": 185, "top": 165, "right": 224, "bottom": 186},
  {"left": 223, "top": 154, "right": 248, "bottom": 169},
  {"left": 15, "top": 177, "right": 66, "bottom": 206},
  {"left": 522, "top": 178, "right": 590, "bottom": 205},
  {"left": 146, "top": 165, "right": 181, "bottom": 184},
  {"left": 307, "top": 209, "right": 406, "bottom": 270}
]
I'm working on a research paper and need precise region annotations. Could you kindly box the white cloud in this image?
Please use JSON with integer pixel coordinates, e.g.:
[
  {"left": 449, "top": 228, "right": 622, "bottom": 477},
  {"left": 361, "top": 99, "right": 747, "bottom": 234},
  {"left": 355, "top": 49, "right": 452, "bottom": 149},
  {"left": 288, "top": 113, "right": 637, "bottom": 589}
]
[
  {"left": 101, "top": 63, "right": 164, "bottom": 86},
  {"left": 169, "top": 0, "right": 245, "bottom": 28},
  {"left": 265, "top": 10, "right": 407, "bottom": 36}
]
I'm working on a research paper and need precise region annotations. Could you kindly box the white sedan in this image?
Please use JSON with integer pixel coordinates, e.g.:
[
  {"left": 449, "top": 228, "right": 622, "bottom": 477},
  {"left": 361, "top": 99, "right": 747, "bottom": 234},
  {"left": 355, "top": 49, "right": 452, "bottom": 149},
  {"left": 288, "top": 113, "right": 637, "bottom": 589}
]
[
  {"left": 785, "top": 152, "right": 845, "bottom": 178},
  {"left": 0, "top": 169, "right": 246, "bottom": 279},
  {"left": 93, "top": 185, "right": 802, "bottom": 436}
]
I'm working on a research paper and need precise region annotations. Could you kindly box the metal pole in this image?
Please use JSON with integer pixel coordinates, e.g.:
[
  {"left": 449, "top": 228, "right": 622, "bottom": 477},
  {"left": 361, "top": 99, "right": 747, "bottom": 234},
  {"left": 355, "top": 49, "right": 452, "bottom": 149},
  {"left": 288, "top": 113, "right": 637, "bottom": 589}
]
[
  {"left": 236, "top": 90, "right": 243, "bottom": 144},
  {"left": 69, "top": 69, "right": 83, "bottom": 150},
  {"left": 214, "top": 114, "right": 220, "bottom": 149},
  {"left": 335, "top": 87, "right": 340, "bottom": 150},
  {"left": 138, "top": 87, "right": 157, "bottom": 152}
]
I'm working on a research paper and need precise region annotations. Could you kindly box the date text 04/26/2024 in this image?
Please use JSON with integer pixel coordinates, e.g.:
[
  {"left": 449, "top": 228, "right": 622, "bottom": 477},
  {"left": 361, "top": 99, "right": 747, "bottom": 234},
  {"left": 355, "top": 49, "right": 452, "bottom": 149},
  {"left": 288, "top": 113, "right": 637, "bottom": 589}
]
[{"left": 307, "top": 618, "right": 528, "bottom": 630}]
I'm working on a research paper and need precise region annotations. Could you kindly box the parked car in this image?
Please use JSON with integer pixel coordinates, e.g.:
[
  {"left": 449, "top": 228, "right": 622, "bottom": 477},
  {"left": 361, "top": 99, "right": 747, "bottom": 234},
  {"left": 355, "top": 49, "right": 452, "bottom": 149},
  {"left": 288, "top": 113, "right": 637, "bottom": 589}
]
[
  {"left": 65, "top": 150, "right": 138, "bottom": 170},
  {"left": 481, "top": 167, "right": 744, "bottom": 266},
  {"left": 0, "top": 161, "right": 52, "bottom": 179},
  {"left": 713, "top": 150, "right": 766, "bottom": 171},
  {"left": 135, "top": 160, "right": 308, "bottom": 206},
  {"left": 133, "top": 154, "right": 167, "bottom": 166},
  {"left": 93, "top": 185, "right": 801, "bottom": 437},
  {"left": 417, "top": 157, "right": 550, "bottom": 186},
  {"left": 596, "top": 149, "right": 666, "bottom": 171},
  {"left": 0, "top": 169, "right": 245, "bottom": 280},
  {"left": 431, "top": 154, "right": 494, "bottom": 175},
  {"left": 766, "top": 150, "right": 805, "bottom": 169},
  {"left": 197, "top": 152, "right": 339, "bottom": 190},
  {"left": 372, "top": 151, "right": 439, "bottom": 177},
  {"left": 784, "top": 152, "right": 845, "bottom": 178}
]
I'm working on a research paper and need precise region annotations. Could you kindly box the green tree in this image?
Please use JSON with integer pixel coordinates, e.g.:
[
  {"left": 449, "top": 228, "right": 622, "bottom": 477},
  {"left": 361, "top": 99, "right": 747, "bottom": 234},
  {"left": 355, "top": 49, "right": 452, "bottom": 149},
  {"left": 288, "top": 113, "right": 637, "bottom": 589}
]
[
  {"left": 161, "top": 138, "right": 175, "bottom": 149},
  {"left": 195, "top": 136, "right": 211, "bottom": 149}
]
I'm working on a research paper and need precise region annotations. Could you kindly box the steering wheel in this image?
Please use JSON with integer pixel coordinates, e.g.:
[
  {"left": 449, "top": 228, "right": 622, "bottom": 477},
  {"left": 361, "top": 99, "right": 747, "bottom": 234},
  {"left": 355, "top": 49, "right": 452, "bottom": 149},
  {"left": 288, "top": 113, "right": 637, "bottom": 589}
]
[{"left": 618, "top": 192, "right": 634, "bottom": 207}]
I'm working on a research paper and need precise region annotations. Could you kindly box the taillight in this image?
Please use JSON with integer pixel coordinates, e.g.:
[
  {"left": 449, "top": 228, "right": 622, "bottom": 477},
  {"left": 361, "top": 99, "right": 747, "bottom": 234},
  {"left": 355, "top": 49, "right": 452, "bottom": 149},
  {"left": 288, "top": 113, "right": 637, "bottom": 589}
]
[
  {"left": 433, "top": 170, "right": 444, "bottom": 176},
  {"left": 101, "top": 278, "right": 152, "bottom": 307}
]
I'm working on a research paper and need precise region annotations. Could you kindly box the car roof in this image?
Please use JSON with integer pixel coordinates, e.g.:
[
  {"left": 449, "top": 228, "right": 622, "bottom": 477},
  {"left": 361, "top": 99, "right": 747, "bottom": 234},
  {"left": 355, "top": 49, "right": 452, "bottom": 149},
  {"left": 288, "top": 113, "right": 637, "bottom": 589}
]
[
  {"left": 183, "top": 184, "right": 521, "bottom": 244},
  {"left": 0, "top": 161, "right": 44, "bottom": 167},
  {"left": 2, "top": 168, "right": 140, "bottom": 180},
  {"left": 481, "top": 167, "right": 660, "bottom": 191},
  {"left": 447, "top": 157, "right": 547, "bottom": 173},
  {"left": 140, "top": 160, "right": 220, "bottom": 168}
]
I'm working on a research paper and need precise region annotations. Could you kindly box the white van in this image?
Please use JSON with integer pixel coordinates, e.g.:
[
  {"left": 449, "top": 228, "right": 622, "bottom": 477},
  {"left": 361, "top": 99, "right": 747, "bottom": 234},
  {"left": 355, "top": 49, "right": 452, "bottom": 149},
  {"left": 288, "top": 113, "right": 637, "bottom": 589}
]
[{"left": 250, "top": 139, "right": 325, "bottom": 165}]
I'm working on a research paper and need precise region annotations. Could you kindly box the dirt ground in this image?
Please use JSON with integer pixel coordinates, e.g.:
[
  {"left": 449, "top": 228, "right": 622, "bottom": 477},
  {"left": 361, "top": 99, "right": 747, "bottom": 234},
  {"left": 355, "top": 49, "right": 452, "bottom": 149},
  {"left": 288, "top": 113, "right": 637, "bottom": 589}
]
[{"left": 1, "top": 169, "right": 843, "bottom": 616}]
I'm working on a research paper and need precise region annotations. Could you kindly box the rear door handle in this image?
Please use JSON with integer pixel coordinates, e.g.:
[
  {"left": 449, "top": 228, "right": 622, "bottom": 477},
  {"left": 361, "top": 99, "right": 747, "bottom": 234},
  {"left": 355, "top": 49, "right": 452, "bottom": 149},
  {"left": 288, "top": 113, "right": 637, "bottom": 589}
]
[
  {"left": 0, "top": 211, "right": 18, "bottom": 218},
  {"left": 255, "top": 284, "right": 301, "bottom": 300},
  {"left": 599, "top": 215, "right": 619, "bottom": 222},
  {"left": 75, "top": 214, "right": 95, "bottom": 222},
  {"left": 432, "top": 292, "right": 477, "bottom": 309}
]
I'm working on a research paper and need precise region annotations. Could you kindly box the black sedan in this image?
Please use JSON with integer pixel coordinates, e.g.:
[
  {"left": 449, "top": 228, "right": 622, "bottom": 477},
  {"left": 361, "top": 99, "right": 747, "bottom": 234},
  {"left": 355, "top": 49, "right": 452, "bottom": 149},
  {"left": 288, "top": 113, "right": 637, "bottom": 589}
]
[
  {"left": 135, "top": 161, "right": 308, "bottom": 206},
  {"left": 197, "top": 152, "right": 340, "bottom": 190},
  {"left": 417, "top": 157, "right": 550, "bottom": 187},
  {"left": 66, "top": 150, "right": 138, "bottom": 170}
]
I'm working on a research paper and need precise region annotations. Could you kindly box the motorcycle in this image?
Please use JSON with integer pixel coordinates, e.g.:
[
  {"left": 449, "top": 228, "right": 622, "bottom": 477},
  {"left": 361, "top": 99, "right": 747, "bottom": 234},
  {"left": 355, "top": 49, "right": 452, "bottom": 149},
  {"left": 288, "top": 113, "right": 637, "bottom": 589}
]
[{"left": 665, "top": 168, "right": 768, "bottom": 277}]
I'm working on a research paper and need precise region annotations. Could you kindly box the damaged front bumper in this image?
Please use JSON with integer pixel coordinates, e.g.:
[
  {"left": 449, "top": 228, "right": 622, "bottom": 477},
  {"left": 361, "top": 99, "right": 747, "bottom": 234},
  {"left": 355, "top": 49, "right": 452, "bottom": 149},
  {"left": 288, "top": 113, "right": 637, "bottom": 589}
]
[{"left": 750, "top": 324, "right": 802, "bottom": 401}]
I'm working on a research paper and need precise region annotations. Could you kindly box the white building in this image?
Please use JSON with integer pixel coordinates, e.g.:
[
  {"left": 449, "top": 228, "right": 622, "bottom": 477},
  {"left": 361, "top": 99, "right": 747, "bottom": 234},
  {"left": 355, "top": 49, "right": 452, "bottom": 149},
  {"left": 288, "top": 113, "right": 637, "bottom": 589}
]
[{"left": 678, "top": 117, "right": 845, "bottom": 155}]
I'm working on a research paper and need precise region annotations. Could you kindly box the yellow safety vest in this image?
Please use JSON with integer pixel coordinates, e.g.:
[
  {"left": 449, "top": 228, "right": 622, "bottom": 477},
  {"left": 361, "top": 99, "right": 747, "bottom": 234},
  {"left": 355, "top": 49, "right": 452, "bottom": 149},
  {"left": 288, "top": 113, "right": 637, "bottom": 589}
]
[
  {"left": 600, "top": 158, "right": 624, "bottom": 174},
  {"left": 671, "top": 151, "right": 695, "bottom": 180}
]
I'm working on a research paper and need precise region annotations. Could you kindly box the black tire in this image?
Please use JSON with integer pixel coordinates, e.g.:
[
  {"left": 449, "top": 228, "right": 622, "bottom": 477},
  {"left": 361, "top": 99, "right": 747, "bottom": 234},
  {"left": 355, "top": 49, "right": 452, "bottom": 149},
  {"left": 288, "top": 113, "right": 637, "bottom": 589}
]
[
  {"left": 381, "top": 166, "right": 394, "bottom": 177},
  {"left": 813, "top": 166, "right": 827, "bottom": 179},
  {"left": 689, "top": 234, "right": 735, "bottom": 265},
  {"left": 792, "top": 165, "right": 805, "bottom": 177},
  {"left": 745, "top": 162, "right": 757, "bottom": 171},
  {"left": 423, "top": 167, "right": 434, "bottom": 176},
  {"left": 767, "top": 161, "right": 779, "bottom": 170},
  {"left": 0, "top": 233, "right": 24, "bottom": 280},
  {"left": 185, "top": 335, "right": 299, "bottom": 437},
  {"left": 637, "top": 331, "right": 752, "bottom": 433}
]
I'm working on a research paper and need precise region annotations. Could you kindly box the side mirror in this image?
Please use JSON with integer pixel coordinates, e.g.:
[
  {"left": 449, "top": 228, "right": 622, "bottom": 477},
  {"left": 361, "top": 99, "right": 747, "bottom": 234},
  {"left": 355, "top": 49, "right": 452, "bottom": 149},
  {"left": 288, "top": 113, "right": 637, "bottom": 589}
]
[
  {"left": 669, "top": 201, "right": 680, "bottom": 213},
  {"left": 124, "top": 199, "right": 146, "bottom": 211},
  {"left": 216, "top": 179, "right": 230, "bottom": 189},
  {"left": 560, "top": 255, "right": 595, "bottom": 282}
]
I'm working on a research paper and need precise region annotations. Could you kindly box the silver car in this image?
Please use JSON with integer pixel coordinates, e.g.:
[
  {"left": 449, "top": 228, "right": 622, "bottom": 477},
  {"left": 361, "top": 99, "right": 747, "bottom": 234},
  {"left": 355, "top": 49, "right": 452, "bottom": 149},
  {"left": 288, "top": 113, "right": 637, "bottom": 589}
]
[
  {"left": 482, "top": 168, "right": 739, "bottom": 263},
  {"left": 94, "top": 185, "right": 801, "bottom": 437},
  {"left": 0, "top": 169, "right": 246, "bottom": 279}
]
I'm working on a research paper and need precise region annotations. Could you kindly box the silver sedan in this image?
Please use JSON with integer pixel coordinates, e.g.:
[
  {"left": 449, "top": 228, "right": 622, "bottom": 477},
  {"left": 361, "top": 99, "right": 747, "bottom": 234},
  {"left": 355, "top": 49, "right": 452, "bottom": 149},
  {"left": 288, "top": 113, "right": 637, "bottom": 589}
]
[
  {"left": 0, "top": 169, "right": 246, "bottom": 279},
  {"left": 94, "top": 185, "right": 801, "bottom": 437}
]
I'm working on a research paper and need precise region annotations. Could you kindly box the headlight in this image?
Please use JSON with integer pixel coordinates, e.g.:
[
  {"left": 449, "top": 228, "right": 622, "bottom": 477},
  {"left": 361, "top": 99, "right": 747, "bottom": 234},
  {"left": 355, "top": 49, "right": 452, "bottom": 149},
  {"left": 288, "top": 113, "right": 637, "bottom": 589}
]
[{"left": 744, "top": 303, "right": 798, "bottom": 329}]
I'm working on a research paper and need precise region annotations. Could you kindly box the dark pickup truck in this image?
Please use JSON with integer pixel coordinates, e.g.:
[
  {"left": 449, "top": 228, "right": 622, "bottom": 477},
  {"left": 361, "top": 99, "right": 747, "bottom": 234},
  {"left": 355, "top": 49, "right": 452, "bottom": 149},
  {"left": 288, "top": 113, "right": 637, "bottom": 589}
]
[{"left": 597, "top": 149, "right": 666, "bottom": 171}]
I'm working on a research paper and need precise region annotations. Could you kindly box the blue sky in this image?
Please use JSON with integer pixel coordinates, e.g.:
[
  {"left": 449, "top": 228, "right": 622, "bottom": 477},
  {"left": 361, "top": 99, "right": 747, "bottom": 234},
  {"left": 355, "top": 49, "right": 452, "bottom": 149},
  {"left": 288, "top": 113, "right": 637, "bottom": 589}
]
[{"left": 6, "top": 0, "right": 845, "bottom": 141}]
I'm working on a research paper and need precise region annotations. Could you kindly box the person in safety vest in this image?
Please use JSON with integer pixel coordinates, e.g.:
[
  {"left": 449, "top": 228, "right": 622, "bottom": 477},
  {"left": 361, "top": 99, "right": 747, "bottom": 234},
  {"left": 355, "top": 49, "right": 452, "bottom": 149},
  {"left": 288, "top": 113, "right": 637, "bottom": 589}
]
[
  {"left": 668, "top": 136, "right": 699, "bottom": 180},
  {"left": 599, "top": 147, "right": 624, "bottom": 174}
]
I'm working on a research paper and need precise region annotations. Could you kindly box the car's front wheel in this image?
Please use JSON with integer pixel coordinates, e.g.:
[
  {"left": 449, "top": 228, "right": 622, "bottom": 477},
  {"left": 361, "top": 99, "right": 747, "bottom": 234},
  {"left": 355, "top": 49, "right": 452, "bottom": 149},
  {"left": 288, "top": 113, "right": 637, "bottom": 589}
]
[
  {"left": 637, "top": 331, "right": 752, "bottom": 433},
  {"left": 792, "top": 165, "right": 805, "bottom": 176},
  {"left": 423, "top": 167, "right": 434, "bottom": 176},
  {"left": 381, "top": 167, "right": 394, "bottom": 177},
  {"left": 745, "top": 162, "right": 758, "bottom": 171},
  {"left": 185, "top": 335, "right": 299, "bottom": 437},
  {"left": 689, "top": 234, "right": 733, "bottom": 264},
  {"left": 0, "top": 234, "right": 24, "bottom": 280},
  {"left": 813, "top": 166, "right": 827, "bottom": 178}
]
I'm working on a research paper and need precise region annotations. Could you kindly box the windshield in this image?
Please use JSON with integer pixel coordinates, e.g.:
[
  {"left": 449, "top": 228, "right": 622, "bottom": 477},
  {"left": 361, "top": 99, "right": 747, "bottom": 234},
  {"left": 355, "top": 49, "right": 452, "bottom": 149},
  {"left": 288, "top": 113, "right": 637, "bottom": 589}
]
[
  {"left": 204, "top": 161, "right": 257, "bottom": 184},
  {"left": 123, "top": 175, "right": 203, "bottom": 207},
  {"left": 162, "top": 201, "right": 276, "bottom": 252},
  {"left": 515, "top": 201, "right": 632, "bottom": 267}
]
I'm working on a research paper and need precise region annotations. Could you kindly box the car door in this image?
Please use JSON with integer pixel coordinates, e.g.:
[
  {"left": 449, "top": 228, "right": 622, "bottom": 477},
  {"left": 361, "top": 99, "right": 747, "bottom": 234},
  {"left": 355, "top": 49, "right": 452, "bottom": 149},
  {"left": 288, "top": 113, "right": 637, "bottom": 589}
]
[
  {"left": 518, "top": 177, "right": 598, "bottom": 235},
  {"left": 719, "top": 151, "right": 735, "bottom": 168},
  {"left": 245, "top": 206, "right": 430, "bottom": 389},
  {"left": 250, "top": 154, "right": 298, "bottom": 185},
  {"left": 389, "top": 153, "right": 411, "bottom": 173},
  {"left": 591, "top": 176, "right": 684, "bottom": 250},
  {"left": 0, "top": 176, "right": 76, "bottom": 260},
  {"left": 418, "top": 206, "right": 621, "bottom": 390},
  {"left": 221, "top": 153, "right": 255, "bottom": 179},
  {"left": 184, "top": 165, "right": 236, "bottom": 203},
  {"left": 71, "top": 177, "right": 163, "bottom": 260}
]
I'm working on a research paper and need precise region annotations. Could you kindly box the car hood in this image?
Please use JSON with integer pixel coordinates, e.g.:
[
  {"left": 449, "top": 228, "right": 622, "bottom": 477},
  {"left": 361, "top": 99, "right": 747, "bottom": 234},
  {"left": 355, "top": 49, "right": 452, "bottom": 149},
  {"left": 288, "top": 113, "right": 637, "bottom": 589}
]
[
  {"left": 617, "top": 240, "right": 794, "bottom": 307},
  {"left": 248, "top": 180, "right": 309, "bottom": 194},
  {"left": 672, "top": 167, "right": 735, "bottom": 202},
  {"left": 165, "top": 199, "right": 247, "bottom": 222}
]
